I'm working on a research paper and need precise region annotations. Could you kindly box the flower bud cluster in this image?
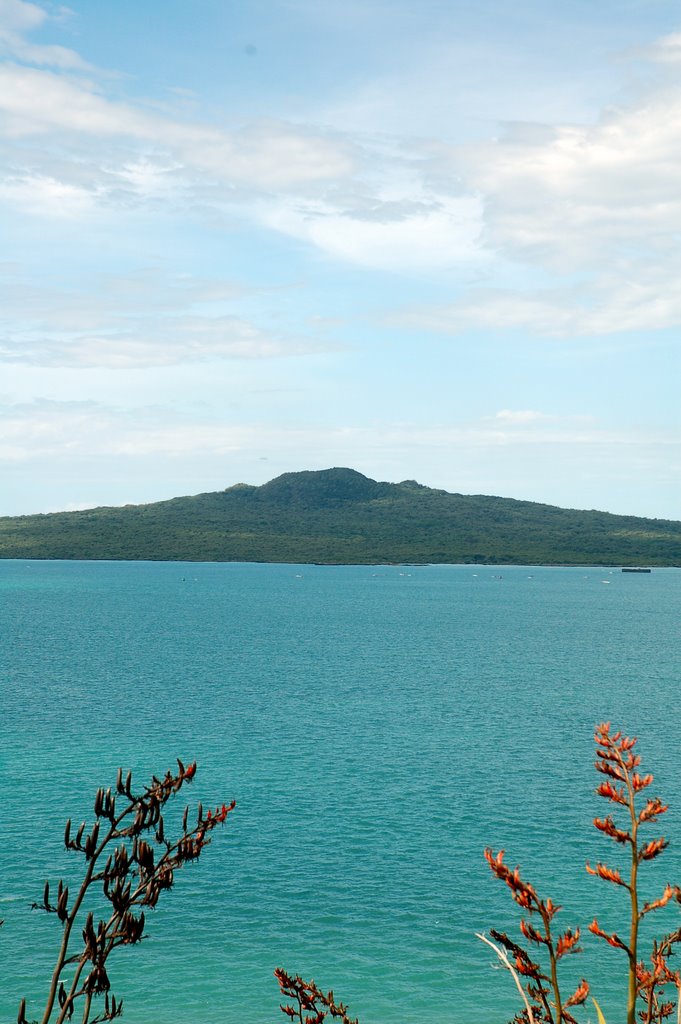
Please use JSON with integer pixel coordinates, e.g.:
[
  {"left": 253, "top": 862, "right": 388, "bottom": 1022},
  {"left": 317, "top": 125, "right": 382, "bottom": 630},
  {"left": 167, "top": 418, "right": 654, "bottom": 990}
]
[{"left": 24, "top": 759, "right": 234, "bottom": 1024}]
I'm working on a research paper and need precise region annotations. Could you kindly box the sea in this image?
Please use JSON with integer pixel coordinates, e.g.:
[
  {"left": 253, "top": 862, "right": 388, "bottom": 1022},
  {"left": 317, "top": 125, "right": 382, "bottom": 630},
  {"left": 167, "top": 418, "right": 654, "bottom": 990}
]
[{"left": 1, "top": 560, "right": 680, "bottom": 1024}]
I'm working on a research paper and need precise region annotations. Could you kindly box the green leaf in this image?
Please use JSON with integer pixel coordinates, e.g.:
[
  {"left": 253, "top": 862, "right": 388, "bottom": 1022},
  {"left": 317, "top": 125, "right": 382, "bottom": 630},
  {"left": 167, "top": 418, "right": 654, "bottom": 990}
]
[{"left": 592, "top": 996, "right": 608, "bottom": 1024}]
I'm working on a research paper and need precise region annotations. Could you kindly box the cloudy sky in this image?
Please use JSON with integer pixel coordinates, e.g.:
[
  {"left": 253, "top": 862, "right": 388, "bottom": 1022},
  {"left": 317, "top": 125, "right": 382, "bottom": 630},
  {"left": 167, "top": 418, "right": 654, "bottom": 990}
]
[{"left": 1, "top": 0, "right": 679, "bottom": 518}]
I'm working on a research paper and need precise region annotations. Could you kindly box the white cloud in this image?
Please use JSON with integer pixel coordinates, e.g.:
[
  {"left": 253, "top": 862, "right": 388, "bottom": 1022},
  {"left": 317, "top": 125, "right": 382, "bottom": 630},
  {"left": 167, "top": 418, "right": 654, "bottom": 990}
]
[
  {"left": 0, "top": 58, "right": 485, "bottom": 272},
  {"left": 0, "top": 399, "right": 672, "bottom": 462},
  {"left": 0, "top": 172, "right": 97, "bottom": 215},
  {"left": 0, "top": 64, "right": 356, "bottom": 190},
  {"left": 0, "top": 263, "right": 340, "bottom": 368},
  {"left": 641, "top": 31, "right": 681, "bottom": 65},
  {"left": 2, "top": 9, "right": 681, "bottom": 324},
  {"left": 494, "top": 410, "right": 546, "bottom": 424},
  {"left": 0, "top": 58, "right": 483, "bottom": 271},
  {"left": 469, "top": 101, "right": 681, "bottom": 269},
  {"left": 0, "top": 398, "right": 97, "bottom": 461},
  {"left": 399, "top": 252, "right": 681, "bottom": 337},
  {"left": 380, "top": 63, "right": 681, "bottom": 334},
  {"left": 262, "top": 192, "right": 484, "bottom": 271},
  {"left": 0, "top": 265, "right": 244, "bottom": 326},
  {"left": 109, "top": 158, "right": 185, "bottom": 201},
  {"left": 1, "top": 317, "right": 335, "bottom": 368},
  {"left": 0, "top": 401, "right": 308, "bottom": 462},
  {"left": 0, "top": 0, "right": 46, "bottom": 33},
  {"left": 0, "top": 0, "right": 92, "bottom": 70}
]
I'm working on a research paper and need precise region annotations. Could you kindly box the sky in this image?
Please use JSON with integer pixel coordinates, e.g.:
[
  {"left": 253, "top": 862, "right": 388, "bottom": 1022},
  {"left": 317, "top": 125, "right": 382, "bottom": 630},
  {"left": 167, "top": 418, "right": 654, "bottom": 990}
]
[{"left": 1, "top": 0, "right": 680, "bottom": 519}]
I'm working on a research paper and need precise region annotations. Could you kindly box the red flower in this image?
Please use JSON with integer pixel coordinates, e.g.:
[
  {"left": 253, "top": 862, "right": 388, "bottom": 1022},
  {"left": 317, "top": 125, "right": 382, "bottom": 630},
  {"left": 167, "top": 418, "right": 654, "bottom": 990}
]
[
  {"left": 555, "top": 929, "right": 581, "bottom": 959},
  {"left": 565, "top": 979, "right": 589, "bottom": 1007},
  {"left": 631, "top": 772, "right": 653, "bottom": 791},
  {"left": 639, "top": 837, "right": 669, "bottom": 861},
  {"left": 519, "top": 919, "right": 545, "bottom": 945},
  {"left": 586, "top": 861, "right": 629, "bottom": 887},
  {"left": 588, "top": 918, "right": 628, "bottom": 952},
  {"left": 639, "top": 798, "right": 668, "bottom": 823},
  {"left": 593, "top": 815, "right": 631, "bottom": 844},
  {"left": 596, "top": 781, "right": 628, "bottom": 805},
  {"left": 641, "top": 884, "right": 680, "bottom": 915}
]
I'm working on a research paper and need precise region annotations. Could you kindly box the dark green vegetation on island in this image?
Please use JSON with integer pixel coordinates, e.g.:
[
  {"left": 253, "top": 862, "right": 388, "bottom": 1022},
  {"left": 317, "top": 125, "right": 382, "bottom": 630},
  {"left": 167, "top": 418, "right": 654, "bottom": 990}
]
[{"left": 1, "top": 468, "right": 680, "bottom": 565}]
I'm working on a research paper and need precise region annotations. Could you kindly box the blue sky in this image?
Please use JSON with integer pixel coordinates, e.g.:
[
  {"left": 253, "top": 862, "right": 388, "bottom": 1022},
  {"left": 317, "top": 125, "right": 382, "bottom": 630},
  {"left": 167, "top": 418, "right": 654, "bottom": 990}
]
[{"left": 1, "top": 0, "right": 679, "bottom": 518}]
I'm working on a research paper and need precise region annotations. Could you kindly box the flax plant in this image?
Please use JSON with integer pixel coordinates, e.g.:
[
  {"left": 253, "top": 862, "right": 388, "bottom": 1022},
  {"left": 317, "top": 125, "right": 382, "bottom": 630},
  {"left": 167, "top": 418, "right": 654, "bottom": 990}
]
[
  {"left": 482, "top": 850, "right": 589, "bottom": 1024},
  {"left": 22, "top": 760, "right": 235, "bottom": 1024},
  {"left": 275, "top": 968, "right": 358, "bottom": 1024},
  {"left": 587, "top": 723, "right": 681, "bottom": 1024},
  {"left": 482, "top": 723, "right": 681, "bottom": 1024}
]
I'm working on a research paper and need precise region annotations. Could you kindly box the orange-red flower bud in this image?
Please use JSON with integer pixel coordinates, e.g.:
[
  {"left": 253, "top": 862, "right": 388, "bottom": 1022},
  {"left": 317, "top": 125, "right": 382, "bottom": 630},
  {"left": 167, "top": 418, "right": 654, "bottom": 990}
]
[
  {"left": 555, "top": 929, "right": 581, "bottom": 959},
  {"left": 593, "top": 816, "right": 631, "bottom": 844},
  {"left": 586, "top": 862, "right": 629, "bottom": 887},
  {"left": 595, "top": 760, "right": 625, "bottom": 782},
  {"left": 519, "top": 919, "right": 545, "bottom": 945},
  {"left": 596, "top": 781, "right": 628, "bottom": 805},
  {"left": 514, "top": 955, "right": 540, "bottom": 978},
  {"left": 565, "top": 979, "right": 589, "bottom": 1007},
  {"left": 588, "top": 918, "right": 628, "bottom": 952},
  {"left": 639, "top": 837, "right": 668, "bottom": 861},
  {"left": 641, "top": 884, "right": 680, "bottom": 915}
]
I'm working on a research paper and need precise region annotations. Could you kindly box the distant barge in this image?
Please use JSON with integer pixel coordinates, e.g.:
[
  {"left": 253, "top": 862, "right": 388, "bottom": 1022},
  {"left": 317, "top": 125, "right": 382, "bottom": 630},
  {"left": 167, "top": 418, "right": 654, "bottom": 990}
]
[{"left": 622, "top": 567, "right": 651, "bottom": 573}]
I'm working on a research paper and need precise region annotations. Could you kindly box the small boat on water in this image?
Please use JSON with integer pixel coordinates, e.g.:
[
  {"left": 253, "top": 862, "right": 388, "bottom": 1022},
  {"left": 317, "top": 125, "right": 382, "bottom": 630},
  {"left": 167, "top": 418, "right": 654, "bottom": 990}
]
[{"left": 622, "top": 567, "right": 651, "bottom": 573}]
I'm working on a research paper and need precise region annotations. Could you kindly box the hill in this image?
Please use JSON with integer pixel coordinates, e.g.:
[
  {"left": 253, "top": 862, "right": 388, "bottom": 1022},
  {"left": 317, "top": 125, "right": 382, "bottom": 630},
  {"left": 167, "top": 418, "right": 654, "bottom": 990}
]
[{"left": 1, "top": 467, "right": 679, "bottom": 565}]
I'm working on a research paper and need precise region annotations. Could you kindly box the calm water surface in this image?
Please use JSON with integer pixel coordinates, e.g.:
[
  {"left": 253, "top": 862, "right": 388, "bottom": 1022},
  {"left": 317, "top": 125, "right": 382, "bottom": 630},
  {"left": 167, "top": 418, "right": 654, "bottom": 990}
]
[{"left": 1, "top": 561, "right": 680, "bottom": 1024}]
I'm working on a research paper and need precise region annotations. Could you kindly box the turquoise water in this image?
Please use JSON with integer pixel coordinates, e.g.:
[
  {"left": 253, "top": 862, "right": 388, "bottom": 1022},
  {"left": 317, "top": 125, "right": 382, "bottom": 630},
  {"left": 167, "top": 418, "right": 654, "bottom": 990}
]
[{"left": 1, "top": 560, "right": 680, "bottom": 1024}]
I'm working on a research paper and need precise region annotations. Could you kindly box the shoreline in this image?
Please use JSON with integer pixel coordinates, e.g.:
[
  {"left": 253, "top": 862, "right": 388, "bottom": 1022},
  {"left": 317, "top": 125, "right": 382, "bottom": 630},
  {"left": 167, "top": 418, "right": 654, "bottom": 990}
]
[{"left": 1, "top": 556, "right": 677, "bottom": 569}]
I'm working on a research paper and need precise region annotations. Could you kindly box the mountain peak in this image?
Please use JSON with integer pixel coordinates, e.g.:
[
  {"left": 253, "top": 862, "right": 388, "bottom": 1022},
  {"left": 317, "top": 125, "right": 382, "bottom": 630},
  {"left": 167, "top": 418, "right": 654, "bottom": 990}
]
[{"left": 257, "top": 468, "right": 393, "bottom": 505}]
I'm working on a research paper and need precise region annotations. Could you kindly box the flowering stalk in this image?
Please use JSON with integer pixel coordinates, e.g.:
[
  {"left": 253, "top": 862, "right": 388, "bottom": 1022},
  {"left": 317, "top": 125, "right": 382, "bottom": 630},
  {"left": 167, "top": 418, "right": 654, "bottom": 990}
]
[
  {"left": 275, "top": 968, "right": 358, "bottom": 1024},
  {"left": 483, "top": 850, "right": 588, "bottom": 1024},
  {"left": 22, "top": 760, "right": 235, "bottom": 1024},
  {"left": 587, "top": 723, "right": 680, "bottom": 1024},
  {"left": 636, "top": 931, "right": 681, "bottom": 1023}
]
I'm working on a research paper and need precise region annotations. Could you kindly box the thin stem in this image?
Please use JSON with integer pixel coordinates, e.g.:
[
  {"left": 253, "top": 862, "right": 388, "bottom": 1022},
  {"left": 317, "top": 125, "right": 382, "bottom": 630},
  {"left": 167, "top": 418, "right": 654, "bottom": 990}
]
[
  {"left": 80, "top": 991, "right": 93, "bottom": 1024},
  {"left": 477, "top": 933, "right": 537, "bottom": 1024},
  {"left": 56, "top": 955, "right": 89, "bottom": 1024},
  {"left": 643, "top": 981, "right": 655, "bottom": 1024},
  {"left": 621, "top": 751, "right": 639, "bottom": 1024},
  {"left": 540, "top": 907, "right": 562, "bottom": 1023}
]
